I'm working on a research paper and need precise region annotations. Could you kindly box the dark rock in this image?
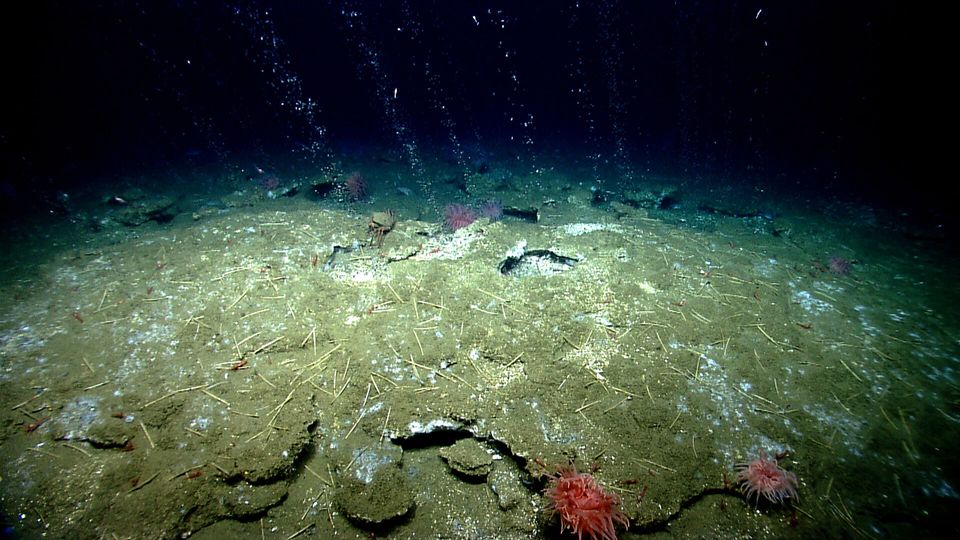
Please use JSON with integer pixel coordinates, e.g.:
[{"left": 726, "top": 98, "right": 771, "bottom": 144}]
[
  {"left": 499, "top": 249, "right": 579, "bottom": 277},
  {"left": 439, "top": 438, "right": 493, "bottom": 481},
  {"left": 334, "top": 463, "right": 414, "bottom": 528},
  {"left": 80, "top": 421, "right": 133, "bottom": 449},
  {"left": 502, "top": 206, "right": 539, "bottom": 222},
  {"left": 113, "top": 196, "right": 178, "bottom": 226}
]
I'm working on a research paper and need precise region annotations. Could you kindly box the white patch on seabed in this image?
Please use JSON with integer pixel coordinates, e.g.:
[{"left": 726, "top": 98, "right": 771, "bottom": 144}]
[
  {"left": 854, "top": 305, "right": 881, "bottom": 336},
  {"left": 813, "top": 280, "right": 844, "bottom": 295},
  {"left": 407, "top": 418, "right": 458, "bottom": 435},
  {"left": 791, "top": 290, "right": 833, "bottom": 314},
  {"left": 888, "top": 309, "right": 909, "bottom": 322},
  {"left": 801, "top": 402, "right": 866, "bottom": 457},
  {"left": 352, "top": 447, "right": 395, "bottom": 484},
  {"left": 754, "top": 258, "right": 779, "bottom": 279},
  {"left": 684, "top": 350, "right": 751, "bottom": 432},
  {"left": 561, "top": 223, "right": 607, "bottom": 236}
]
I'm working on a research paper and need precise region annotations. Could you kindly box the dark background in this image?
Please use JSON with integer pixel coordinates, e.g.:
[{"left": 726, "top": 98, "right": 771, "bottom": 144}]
[{"left": 1, "top": 0, "right": 944, "bottom": 211}]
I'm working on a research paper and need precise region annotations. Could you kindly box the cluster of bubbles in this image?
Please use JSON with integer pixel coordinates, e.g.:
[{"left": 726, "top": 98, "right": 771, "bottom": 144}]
[
  {"left": 232, "top": 4, "right": 336, "bottom": 175},
  {"left": 398, "top": 0, "right": 501, "bottom": 193},
  {"left": 338, "top": 2, "right": 432, "bottom": 207},
  {"left": 595, "top": 0, "right": 634, "bottom": 184},
  {"left": 482, "top": 8, "right": 536, "bottom": 157},
  {"left": 131, "top": 1, "right": 643, "bottom": 200},
  {"left": 564, "top": 3, "right": 602, "bottom": 181}
]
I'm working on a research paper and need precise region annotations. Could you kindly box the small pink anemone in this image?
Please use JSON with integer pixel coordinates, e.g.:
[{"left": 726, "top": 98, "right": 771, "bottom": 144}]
[{"left": 735, "top": 449, "right": 799, "bottom": 505}]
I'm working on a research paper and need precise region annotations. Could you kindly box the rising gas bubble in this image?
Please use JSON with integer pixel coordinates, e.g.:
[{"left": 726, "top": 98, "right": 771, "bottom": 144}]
[
  {"left": 232, "top": 4, "right": 337, "bottom": 175},
  {"left": 399, "top": 0, "right": 473, "bottom": 179},
  {"left": 596, "top": 0, "right": 634, "bottom": 185},
  {"left": 564, "top": 2, "right": 602, "bottom": 182},
  {"left": 476, "top": 7, "right": 537, "bottom": 170},
  {"left": 338, "top": 2, "right": 433, "bottom": 208}
]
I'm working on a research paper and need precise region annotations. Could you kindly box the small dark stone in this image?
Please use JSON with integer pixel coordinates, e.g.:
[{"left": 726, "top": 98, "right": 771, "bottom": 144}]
[
  {"left": 334, "top": 464, "right": 414, "bottom": 528},
  {"left": 439, "top": 438, "right": 494, "bottom": 480}
]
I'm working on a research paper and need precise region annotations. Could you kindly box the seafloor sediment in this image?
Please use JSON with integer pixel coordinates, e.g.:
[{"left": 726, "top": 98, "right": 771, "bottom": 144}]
[{"left": 1, "top": 168, "right": 957, "bottom": 539}]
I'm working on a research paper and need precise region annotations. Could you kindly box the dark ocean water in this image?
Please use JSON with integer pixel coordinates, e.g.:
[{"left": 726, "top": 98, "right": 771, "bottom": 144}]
[{"left": 2, "top": 1, "right": 946, "bottom": 213}]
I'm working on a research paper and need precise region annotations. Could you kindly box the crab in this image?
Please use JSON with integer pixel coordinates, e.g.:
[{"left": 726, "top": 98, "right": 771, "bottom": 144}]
[{"left": 368, "top": 210, "right": 398, "bottom": 247}]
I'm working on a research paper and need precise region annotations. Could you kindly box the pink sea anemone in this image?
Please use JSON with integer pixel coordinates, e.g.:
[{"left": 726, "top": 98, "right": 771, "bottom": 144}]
[
  {"left": 344, "top": 172, "right": 368, "bottom": 200},
  {"left": 443, "top": 203, "right": 478, "bottom": 231},
  {"left": 828, "top": 256, "right": 851, "bottom": 275},
  {"left": 479, "top": 199, "right": 503, "bottom": 221},
  {"left": 735, "top": 449, "right": 799, "bottom": 505},
  {"left": 544, "top": 466, "right": 629, "bottom": 540}
]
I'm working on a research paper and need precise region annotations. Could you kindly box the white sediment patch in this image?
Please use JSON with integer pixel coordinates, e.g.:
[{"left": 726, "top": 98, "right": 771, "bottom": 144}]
[
  {"left": 791, "top": 290, "right": 833, "bottom": 314},
  {"left": 561, "top": 223, "right": 622, "bottom": 236}
]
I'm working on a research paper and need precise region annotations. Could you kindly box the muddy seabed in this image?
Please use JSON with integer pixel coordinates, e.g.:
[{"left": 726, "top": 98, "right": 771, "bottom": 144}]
[{"left": 1, "top": 182, "right": 957, "bottom": 539}]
